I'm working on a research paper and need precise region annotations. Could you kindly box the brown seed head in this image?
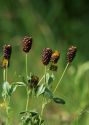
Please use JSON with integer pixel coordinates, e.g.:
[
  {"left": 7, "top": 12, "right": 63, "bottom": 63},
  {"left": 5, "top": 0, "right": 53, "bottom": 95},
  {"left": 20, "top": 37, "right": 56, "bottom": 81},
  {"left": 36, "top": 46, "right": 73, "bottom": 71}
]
[
  {"left": 28, "top": 75, "right": 39, "bottom": 88},
  {"left": 67, "top": 46, "right": 77, "bottom": 63},
  {"left": 42, "top": 48, "right": 52, "bottom": 65},
  {"left": 23, "top": 36, "right": 32, "bottom": 53},
  {"left": 3, "top": 44, "right": 12, "bottom": 60},
  {"left": 51, "top": 51, "right": 60, "bottom": 64}
]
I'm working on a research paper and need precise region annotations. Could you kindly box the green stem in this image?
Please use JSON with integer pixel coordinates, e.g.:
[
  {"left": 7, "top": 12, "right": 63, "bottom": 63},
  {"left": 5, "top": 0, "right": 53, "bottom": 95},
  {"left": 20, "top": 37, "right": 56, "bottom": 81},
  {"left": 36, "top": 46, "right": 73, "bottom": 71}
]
[
  {"left": 41, "top": 66, "right": 47, "bottom": 116},
  {"left": 41, "top": 102, "right": 45, "bottom": 117},
  {"left": 26, "top": 87, "right": 29, "bottom": 111},
  {"left": 3, "top": 69, "right": 5, "bottom": 82},
  {"left": 38, "top": 66, "right": 48, "bottom": 85},
  {"left": 26, "top": 54, "right": 28, "bottom": 76},
  {"left": 44, "top": 66, "right": 46, "bottom": 85},
  {"left": 3, "top": 68, "right": 9, "bottom": 125},
  {"left": 40, "top": 63, "right": 69, "bottom": 117},
  {"left": 25, "top": 54, "right": 29, "bottom": 111},
  {"left": 53, "top": 63, "right": 69, "bottom": 94},
  {"left": 38, "top": 75, "right": 44, "bottom": 85},
  {"left": 6, "top": 67, "right": 7, "bottom": 82}
]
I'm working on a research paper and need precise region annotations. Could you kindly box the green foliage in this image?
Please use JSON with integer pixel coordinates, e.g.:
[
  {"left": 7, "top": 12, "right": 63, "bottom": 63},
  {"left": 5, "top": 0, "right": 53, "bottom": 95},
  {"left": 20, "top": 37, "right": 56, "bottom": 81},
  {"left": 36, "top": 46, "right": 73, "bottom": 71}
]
[
  {"left": 2, "top": 81, "right": 11, "bottom": 97},
  {"left": 20, "top": 111, "right": 44, "bottom": 125},
  {"left": 53, "top": 97, "right": 65, "bottom": 105},
  {"left": 2, "top": 81, "right": 26, "bottom": 97},
  {"left": 36, "top": 84, "right": 45, "bottom": 97},
  {"left": 8, "top": 82, "right": 26, "bottom": 96},
  {"left": 0, "top": 0, "right": 89, "bottom": 125}
]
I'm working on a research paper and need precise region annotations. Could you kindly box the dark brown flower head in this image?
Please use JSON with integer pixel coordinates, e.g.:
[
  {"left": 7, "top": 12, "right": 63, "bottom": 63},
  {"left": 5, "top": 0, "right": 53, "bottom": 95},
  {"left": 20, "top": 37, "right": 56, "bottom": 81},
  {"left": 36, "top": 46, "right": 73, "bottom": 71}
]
[
  {"left": 67, "top": 46, "right": 77, "bottom": 63},
  {"left": 3, "top": 44, "right": 12, "bottom": 60},
  {"left": 42, "top": 48, "right": 52, "bottom": 65},
  {"left": 50, "top": 64, "right": 58, "bottom": 71},
  {"left": 28, "top": 75, "right": 39, "bottom": 88},
  {"left": 51, "top": 51, "right": 60, "bottom": 64},
  {"left": 23, "top": 36, "right": 32, "bottom": 53}
]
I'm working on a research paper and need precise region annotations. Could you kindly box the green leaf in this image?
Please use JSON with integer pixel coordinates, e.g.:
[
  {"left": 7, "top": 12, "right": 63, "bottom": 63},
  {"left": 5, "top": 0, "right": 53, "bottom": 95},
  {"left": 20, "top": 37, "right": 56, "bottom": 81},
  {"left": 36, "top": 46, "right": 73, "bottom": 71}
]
[
  {"left": 46, "top": 73, "right": 50, "bottom": 84},
  {"left": 30, "top": 111, "right": 38, "bottom": 117},
  {"left": 20, "top": 110, "right": 44, "bottom": 125},
  {"left": 8, "top": 84, "right": 17, "bottom": 96},
  {"left": 20, "top": 111, "right": 27, "bottom": 115},
  {"left": 14, "top": 82, "right": 26, "bottom": 86},
  {"left": 37, "top": 84, "right": 46, "bottom": 97},
  {"left": 44, "top": 87, "right": 53, "bottom": 99},
  {"left": 53, "top": 97, "right": 65, "bottom": 104},
  {"left": 2, "top": 81, "right": 11, "bottom": 97},
  {"left": 8, "top": 82, "right": 26, "bottom": 96},
  {"left": 46, "top": 73, "right": 55, "bottom": 85},
  {"left": 22, "top": 76, "right": 27, "bottom": 83},
  {"left": 40, "top": 119, "right": 44, "bottom": 125}
]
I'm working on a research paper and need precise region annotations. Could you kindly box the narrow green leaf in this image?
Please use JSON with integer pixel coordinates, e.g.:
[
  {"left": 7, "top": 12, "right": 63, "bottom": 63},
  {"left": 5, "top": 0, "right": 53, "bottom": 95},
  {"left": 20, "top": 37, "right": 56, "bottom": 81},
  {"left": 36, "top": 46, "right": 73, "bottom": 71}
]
[{"left": 14, "top": 82, "right": 26, "bottom": 86}]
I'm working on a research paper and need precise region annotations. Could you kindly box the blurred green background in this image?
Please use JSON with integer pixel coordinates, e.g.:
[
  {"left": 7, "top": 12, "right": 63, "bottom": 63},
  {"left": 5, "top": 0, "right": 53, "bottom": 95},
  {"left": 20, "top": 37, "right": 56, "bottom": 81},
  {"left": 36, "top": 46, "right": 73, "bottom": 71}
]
[{"left": 0, "top": 0, "right": 89, "bottom": 125}]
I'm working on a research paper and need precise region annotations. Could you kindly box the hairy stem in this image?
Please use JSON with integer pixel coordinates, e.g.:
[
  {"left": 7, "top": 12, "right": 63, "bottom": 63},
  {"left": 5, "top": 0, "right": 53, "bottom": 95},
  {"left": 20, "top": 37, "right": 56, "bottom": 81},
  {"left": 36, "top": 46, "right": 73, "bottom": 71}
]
[{"left": 53, "top": 63, "right": 69, "bottom": 93}]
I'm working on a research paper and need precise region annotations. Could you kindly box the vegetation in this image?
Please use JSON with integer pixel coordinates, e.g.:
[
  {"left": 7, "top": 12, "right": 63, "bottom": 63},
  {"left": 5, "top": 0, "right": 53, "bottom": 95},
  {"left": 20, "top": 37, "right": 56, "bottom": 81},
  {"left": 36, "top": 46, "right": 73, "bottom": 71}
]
[{"left": 0, "top": 0, "right": 89, "bottom": 125}]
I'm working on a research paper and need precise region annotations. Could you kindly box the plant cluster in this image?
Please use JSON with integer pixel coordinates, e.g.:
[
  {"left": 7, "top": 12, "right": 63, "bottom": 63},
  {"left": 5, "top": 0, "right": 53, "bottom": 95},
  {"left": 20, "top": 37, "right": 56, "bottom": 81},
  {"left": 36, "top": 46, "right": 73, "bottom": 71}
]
[{"left": 0, "top": 36, "right": 77, "bottom": 125}]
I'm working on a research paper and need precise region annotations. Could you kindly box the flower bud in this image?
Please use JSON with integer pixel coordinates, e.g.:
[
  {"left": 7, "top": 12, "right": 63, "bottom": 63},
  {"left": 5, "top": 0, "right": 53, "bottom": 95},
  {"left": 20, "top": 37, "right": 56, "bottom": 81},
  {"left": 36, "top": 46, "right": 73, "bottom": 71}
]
[
  {"left": 51, "top": 51, "right": 60, "bottom": 64},
  {"left": 23, "top": 36, "right": 32, "bottom": 53},
  {"left": 50, "top": 64, "right": 58, "bottom": 71},
  {"left": 28, "top": 75, "right": 39, "bottom": 88},
  {"left": 3, "top": 44, "right": 12, "bottom": 60},
  {"left": 42, "top": 48, "right": 52, "bottom": 65},
  {"left": 67, "top": 46, "right": 77, "bottom": 63}
]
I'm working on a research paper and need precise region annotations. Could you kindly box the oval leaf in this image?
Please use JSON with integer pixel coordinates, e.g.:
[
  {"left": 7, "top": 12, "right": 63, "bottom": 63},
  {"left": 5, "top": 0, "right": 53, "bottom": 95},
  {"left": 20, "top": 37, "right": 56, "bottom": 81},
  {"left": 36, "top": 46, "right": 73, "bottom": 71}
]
[{"left": 53, "top": 97, "right": 65, "bottom": 104}]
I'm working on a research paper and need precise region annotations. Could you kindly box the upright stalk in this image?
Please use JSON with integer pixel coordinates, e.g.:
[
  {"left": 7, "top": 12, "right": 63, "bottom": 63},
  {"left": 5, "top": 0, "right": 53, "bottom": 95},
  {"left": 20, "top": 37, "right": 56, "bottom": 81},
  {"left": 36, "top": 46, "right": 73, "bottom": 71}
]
[
  {"left": 41, "top": 66, "right": 47, "bottom": 116},
  {"left": 3, "top": 67, "right": 7, "bottom": 82},
  {"left": 40, "top": 63, "right": 69, "bottom": 117},
  {"left": 26, "top": 87, "right": 29, "bottom": 111},
  {"left": 53, "top": 63, "right": 69, "bottom": 93},
  {"left": 3, "top": 67, "right": 9, "bottom": 125},
  {"left": 38, "top": 75, "right": 44, "bottom": 85},
  {"left": 3, "top": 69, "right": 6, "bottom": 82},
  {"left": 25, "top": 54, "right": 29, "bottom": 111},
  {"left": 26, "top": 54, "right": 28, "bottom": 76},
  {"left": 38, "top": 67, "right": 49, "bottom": 85},
  {"left": 44, "top": 66, "right": 46, "bottom": 85}
]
